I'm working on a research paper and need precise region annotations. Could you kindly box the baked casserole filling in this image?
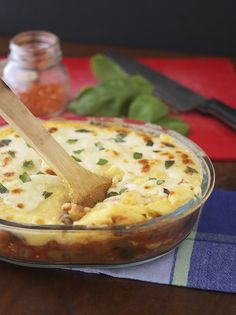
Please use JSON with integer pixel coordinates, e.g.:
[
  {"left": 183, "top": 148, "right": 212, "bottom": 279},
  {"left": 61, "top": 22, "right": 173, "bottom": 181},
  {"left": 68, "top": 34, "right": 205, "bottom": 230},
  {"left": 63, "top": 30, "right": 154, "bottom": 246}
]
[{"left": 0, "top": 120, "right": 202, "bottom": 226}]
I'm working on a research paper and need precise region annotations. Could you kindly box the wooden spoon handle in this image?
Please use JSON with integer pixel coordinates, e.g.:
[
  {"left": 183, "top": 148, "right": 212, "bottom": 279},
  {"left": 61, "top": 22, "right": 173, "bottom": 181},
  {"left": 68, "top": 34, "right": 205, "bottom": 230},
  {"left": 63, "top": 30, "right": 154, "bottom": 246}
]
[{"left": 0, "top": 80, "right": 110, "bottom": 204}]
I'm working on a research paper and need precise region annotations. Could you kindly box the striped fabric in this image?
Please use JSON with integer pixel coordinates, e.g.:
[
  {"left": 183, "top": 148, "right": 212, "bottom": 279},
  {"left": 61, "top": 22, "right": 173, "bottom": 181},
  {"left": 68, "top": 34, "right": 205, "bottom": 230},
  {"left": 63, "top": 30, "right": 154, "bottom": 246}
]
[{"left": 73, "top": 190, "right": 236, "bottom": 293}]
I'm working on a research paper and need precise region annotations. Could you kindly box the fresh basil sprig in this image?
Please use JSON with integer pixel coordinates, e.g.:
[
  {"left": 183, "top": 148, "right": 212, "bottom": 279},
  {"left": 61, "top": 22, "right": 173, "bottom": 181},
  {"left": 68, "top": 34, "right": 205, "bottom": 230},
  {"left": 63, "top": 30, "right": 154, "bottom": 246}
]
[{"left": 68, "top": 54, "right": 189, "bottom": 135}]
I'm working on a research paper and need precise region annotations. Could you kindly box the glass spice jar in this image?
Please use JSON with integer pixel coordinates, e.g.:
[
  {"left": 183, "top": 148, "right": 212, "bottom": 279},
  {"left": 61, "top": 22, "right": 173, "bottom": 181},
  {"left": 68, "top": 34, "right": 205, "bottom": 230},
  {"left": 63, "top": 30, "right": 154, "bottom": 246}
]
[{"left": 3, "top": 31, "right": 70, "bottom": 116}]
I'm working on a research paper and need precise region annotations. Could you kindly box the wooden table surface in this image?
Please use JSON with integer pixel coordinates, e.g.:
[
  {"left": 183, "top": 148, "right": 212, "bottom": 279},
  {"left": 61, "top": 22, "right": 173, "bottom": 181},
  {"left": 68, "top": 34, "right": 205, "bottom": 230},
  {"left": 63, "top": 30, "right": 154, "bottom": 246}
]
[{"left": 0, "top": 37, "right": 236, "bottom": 315}]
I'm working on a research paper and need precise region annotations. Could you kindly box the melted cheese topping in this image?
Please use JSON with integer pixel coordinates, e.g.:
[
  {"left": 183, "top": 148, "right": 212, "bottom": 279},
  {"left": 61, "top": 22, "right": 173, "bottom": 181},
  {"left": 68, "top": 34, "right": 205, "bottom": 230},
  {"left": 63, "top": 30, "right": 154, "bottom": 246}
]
[{"left": 0, "top": 120, "right": 202, "bottom": 226}]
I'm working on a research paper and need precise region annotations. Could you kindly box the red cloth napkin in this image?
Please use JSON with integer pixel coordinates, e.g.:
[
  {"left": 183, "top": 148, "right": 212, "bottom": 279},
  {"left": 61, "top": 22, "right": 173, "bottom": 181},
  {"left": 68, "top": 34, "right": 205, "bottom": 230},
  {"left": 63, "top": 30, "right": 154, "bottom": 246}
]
[{"left": 63, "top": 57, "right": 236, "bottom": 161}]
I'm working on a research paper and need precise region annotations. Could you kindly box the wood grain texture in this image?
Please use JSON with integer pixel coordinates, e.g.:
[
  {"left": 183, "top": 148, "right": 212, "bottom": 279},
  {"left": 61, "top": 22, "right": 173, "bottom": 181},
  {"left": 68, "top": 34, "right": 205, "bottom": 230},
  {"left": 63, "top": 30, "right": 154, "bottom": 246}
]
[
  {"left": 0, "top": 260, "right": 235, "bottom": 315},
  {"left": 0, "top": 39, "right": 235, "bottom": 315}
]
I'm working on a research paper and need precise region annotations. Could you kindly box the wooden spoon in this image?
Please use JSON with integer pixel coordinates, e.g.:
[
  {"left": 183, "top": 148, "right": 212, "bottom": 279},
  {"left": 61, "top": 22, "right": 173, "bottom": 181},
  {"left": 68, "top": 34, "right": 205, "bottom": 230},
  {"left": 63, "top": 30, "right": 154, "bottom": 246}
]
[{"left": 0, "top": 80, "right": 112, "bottom": 207}]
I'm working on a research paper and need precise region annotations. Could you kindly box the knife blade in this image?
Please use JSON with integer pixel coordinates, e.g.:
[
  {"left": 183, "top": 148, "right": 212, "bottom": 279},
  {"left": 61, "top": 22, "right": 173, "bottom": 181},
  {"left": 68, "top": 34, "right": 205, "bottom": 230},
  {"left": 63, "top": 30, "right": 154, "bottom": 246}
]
[{"left": 106, "top": 52, "right": 236, "bottom": 130}]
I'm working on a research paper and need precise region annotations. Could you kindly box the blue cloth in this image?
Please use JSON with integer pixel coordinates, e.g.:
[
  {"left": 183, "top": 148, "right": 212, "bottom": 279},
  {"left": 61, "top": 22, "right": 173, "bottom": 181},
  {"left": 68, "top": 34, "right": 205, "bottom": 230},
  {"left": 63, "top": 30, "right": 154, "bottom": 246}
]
[
  {"left": 72, "top": 190, "right": 236, "bottom": 293},
  {"left": 187, "top": 190, "right": 236, "bottom": 292}
]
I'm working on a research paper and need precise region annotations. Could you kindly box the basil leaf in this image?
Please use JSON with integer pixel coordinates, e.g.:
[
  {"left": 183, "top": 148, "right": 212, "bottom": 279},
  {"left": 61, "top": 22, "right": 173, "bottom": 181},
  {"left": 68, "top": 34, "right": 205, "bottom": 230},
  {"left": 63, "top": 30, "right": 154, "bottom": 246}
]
[
  {"left": 146, "top": 140, "right": 154, "bottom": 146},
  {"left": 67, "top": 139, "right": 78, "bottom": 144},
  {"left": 107, "top": 191, "right": 119, "bottom": 197},
  {"left": 128, "top": 94, "right": 169, "bottom": 123},
  {"left": 42, "top": 191, "right": 53, "bottom": 199},
  {"left": 157, "top": 117, "right": 189, "bottom": 135},
  {"left": 96, "top": 158, "right": 108, "bottom": 165},
  {"left": 19, "top": 172, "right": 31, "bottom": 183},
  {"left": 69, "top": 86, "right": 114, "bottom": 116},
  {"left": 165, "top": 160, "right": 175, "bottom": 169},
  {"left": 161, "top": 141, "right": 175, "bottom": 148},
  {"left": 8, "top": 150, "right": 16, "bottom": 158},
  {"left": 0, "top": 183, "right": 9, "bottom": 193},
  {"left": 185, "top": 166, "right": 198, "bottom": 174},
  {"left": 149, "top": 178, "right": 165, "bottom": 185},
  {"left": 130, "top": 75, "right": 153, "bottom": 95},
  {"left": 94, "top": 142, "right": 104, "bottom": 150},
  {"left": 90, "top": 120, "right": 102, "bottom": 126},
  {"left": 69, "top": 76, "right": 150, "bottom": 118},
  {"left": 76, "top": 87, "right": 94, "bottom": 99},
  {"left": 107, "top": 188, "right": 128, "bottom": 197},
  {"left": 156, "top": 180, "right": 165, "bottom": 185},
  {"left": 36, "top": 171, "right": 45, "bottom": 175},
  {"left": 75, "top": 129, "right": 92, "bottom": 133},
  {"left": 69, "top": 54, "right": 189, "bottom": 137},
  {"left": 133, "top": 152, "right": 143, "bottom": 160},
  {"left": 73, "top": 149, "right": 84, "bottom": 155},
  {"left": 23, "top": 160, "right": 34, "bottom": 169},
  {"left": 0, "top": 139, "right": 11, "bottom": 147},
  {"left": 113, "top": 132, "right": 127, "bottom": 143},
  {"left": 72, "top": 155, "right": 82, "bottom": 162},
  {"left": 119, "top": 188, "right": 128, "bottom": 194},
  {"left": 91, "top": 54, "right": 127, "bottom": 81},
  {"left": 163, "top": 188, "right": 170, "bottom": 195}
]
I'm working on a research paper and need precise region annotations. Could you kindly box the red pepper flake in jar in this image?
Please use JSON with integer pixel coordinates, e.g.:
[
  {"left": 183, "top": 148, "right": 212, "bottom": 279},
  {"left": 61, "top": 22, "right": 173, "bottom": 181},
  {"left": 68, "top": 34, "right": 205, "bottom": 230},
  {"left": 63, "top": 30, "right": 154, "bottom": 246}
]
[
  {"left": 3, "top": 31, "right": 70, "bottom": 117},
  {"left": 18, "top": 83, "right": 67, "bottom": 116}
]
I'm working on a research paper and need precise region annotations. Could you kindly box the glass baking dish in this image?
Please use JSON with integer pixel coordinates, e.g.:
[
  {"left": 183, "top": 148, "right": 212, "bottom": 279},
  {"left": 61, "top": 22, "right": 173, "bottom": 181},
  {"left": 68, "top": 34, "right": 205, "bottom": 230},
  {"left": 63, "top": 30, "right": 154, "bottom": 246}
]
[{"left": 0, "top": 116, "right": 215, "bottom": 268}]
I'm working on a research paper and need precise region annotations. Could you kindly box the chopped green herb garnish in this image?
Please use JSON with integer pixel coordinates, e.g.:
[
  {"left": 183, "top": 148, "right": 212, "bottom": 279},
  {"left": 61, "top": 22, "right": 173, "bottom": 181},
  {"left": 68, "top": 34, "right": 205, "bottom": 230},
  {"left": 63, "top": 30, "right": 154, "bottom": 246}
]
[
  {"left": 0, "top": 139, "right": 11, "bottom": 147},
  {"left": 36, "top": 171, "right": 45, "bottom": 175},
  {"left": 0, "top": 183, "right": 9, "bottom": 193},
  {"left": 146, "top": 140, "right": 154, "bottom": 146},
  {"left": 165, "top": 160, "right": 175, "bottom": 169},
  {"left": 161, "top": 142, "right": 175, "bottom": 148},
  {"left": 8, "top": 150, "right": 15, "bottom": 158},
  {"left": 153, "top": 150, "right": 161, "bottom": 153},
  {"left": 156, "top": 180, "right": 165, "bottom": 185},
  {"left": 149, "top": 178, "right": 165, "bottom": 185},
  {"left": 107, "top": 188, "right": 128, "bottom": 197},
  {"left": 67, "top": 139, "right": 78, "bottom": 144},
  {"left": 23, "top": 160, "right": 34, "bottom": 169},
  {"left": 114, "top": 132, "right": 127, "bottom": 143},
  {"left": 19, "top": 172, "right": 31, "bottom": 183},
  {"left": 90, "top": 120, "right": 102, "bottom": 126},
  {"left": 72, "top": 155, "right": 82, "bottom": 162},
  {"left": 94, "top": 142, "right": 104, "bottom": 150},
  {"left": 97, "top": 158, "right": 108, "bottom": 165},
  {"left": 133, "top": 152, "right": 143, "bottom": 160},
  {"left": 119, "top": 188, "right": 128, "bottom": 194},
  {"left": 73, "top": 149, "right": 84, "bottom": 155},
  {"left": 163, "top": 188, "right": 170, "bottom": 195},
  {"left": 107, "top": 191, "right": 119, "bottom": 197},
  {"left": 185, "top": 166, "right": 198, "bottom": 174},
  {"left": 75, "top": 129, "right": 91, "bottom": 133},
  {"left": 42, "top": 191, "right": 53, "bottom": 199}
]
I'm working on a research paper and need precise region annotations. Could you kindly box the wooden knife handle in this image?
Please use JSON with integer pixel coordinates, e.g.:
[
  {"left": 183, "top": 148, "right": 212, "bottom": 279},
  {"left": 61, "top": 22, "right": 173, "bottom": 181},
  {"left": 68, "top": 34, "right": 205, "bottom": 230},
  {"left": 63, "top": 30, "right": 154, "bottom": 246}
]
[{"left": 198, "top": 99, "right": 236, "bottom": 130}]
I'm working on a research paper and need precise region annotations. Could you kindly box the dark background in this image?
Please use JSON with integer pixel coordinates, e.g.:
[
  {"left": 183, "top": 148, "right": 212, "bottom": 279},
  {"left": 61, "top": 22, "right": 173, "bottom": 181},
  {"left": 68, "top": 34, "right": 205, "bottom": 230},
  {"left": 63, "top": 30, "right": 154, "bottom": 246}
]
[{"left": 0, "top": 0, "right": 236, "bottom": 55}]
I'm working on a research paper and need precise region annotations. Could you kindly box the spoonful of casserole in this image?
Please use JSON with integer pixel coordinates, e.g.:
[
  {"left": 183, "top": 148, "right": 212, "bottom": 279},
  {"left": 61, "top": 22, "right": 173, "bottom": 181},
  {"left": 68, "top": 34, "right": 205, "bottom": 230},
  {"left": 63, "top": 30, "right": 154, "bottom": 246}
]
[{"left": 0, "top": 79, "right": 112, "bottom": 207}]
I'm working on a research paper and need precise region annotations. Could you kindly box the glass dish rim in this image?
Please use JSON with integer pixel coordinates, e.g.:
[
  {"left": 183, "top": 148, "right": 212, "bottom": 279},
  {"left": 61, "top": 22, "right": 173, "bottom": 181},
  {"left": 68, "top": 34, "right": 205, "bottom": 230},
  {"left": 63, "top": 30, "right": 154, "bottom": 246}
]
[{"left": 0, "top": 116, "right": 215, "bottom": 232}]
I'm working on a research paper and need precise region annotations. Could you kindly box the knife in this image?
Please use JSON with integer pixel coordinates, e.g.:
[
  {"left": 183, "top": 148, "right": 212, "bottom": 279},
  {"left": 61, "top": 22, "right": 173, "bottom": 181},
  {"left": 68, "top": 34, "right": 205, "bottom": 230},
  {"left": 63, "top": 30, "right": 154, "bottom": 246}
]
[{"left": 106, "top": 52, "right": 236, "bottom": 130}]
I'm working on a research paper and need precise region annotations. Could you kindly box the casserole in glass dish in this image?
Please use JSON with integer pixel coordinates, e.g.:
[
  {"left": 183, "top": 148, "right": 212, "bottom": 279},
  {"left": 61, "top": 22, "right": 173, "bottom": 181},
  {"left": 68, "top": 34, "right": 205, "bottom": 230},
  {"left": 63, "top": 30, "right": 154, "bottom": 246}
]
[{"left": 0, "top": 116, "right": 214, "bottom": 268}]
